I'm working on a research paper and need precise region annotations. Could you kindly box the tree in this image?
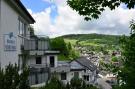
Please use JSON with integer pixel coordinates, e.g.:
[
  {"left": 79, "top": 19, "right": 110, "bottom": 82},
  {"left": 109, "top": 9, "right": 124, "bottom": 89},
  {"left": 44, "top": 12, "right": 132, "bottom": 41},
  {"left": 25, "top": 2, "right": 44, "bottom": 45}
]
[
  {"left": 114, "top": 21, "right": 135, "bottom": 89},
  {"left": 67, "top": 0, "right": 135, "bottom": 21},
  {"left": 19, "top": 67, "right": 30, "bottom": 89},
  {"left": 50, "top": 37, "right": 69, "bottom": 56},
  {"left": 42, "top": 76, "right": 65, "bottom": 89},
  {"left": 0, "top": 64, "right": 30, "bottom": 89},
  {"left": 101, "top": 21, "right": 135, "bottom": 89}
]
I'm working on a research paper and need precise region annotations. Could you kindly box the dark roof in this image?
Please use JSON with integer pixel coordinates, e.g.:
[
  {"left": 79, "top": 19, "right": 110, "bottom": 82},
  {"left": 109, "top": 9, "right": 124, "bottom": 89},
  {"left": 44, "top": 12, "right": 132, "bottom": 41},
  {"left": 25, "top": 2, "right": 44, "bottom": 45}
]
[
  {"left": 9, "top": 0, "right": 35, "bottom": 23},
  {"left": 75, "top": 57, "right": 97, "bottom": 71}
]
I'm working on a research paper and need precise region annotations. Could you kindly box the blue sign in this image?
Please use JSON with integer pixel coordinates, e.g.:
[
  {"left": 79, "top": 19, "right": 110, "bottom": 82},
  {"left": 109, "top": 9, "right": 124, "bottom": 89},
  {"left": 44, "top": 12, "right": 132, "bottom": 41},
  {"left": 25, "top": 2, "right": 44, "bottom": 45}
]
[{"left": 4, "top": 32, "right": 17, "bottom": 51}]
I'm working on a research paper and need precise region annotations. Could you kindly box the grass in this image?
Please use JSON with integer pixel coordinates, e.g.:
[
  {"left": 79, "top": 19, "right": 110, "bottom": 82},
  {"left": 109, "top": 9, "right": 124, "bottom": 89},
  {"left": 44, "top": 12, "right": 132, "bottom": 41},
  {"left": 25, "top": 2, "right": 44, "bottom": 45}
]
[
  {"left": 58, "top": 54, "right": 70, "bottom": 61},
  {"left": 64, "top": 39, "right": 77, "bottom": 45}
]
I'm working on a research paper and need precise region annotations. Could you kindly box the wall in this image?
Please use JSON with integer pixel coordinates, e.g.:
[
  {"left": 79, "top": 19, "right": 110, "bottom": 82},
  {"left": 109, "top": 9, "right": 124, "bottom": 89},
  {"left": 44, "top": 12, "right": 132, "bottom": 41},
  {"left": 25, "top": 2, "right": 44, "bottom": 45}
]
[
  {"left": 0, "top": 0, "right": 29, "bottom": 68},
  {"left": 57, "top": 71, "right": 84, "bottom": 84},
  {"left": 27, "top": 55, "right": 48, "bottom": 65},
  {"left": 0, "top": 0, "right": 1, "bottom": 67}
]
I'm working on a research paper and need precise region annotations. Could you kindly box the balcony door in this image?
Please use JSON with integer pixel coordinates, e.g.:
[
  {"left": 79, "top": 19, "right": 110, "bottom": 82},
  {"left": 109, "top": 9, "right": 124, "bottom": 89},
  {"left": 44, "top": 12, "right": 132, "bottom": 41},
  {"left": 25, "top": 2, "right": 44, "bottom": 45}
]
[
  {"left": 50, "top": 56, "right": 55, "bottom": 67},
  {"left": 36, "top": 57, "right": 42, "bottom": 64}
]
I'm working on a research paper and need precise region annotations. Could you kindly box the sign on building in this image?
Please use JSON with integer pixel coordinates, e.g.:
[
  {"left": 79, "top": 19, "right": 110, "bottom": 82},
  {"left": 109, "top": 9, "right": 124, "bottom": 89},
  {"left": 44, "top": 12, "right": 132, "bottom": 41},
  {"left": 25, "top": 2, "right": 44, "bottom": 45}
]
[{"left": 4, "top": 32, "right": 17, "bottom": 51}]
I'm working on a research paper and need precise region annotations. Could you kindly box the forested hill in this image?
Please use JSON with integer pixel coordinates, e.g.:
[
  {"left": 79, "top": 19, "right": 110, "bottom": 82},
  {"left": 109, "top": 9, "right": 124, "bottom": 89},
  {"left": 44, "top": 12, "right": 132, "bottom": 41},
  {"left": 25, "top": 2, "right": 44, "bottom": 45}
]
[{"left": 60, "top": 34, "right": 123, "bottom": 51}]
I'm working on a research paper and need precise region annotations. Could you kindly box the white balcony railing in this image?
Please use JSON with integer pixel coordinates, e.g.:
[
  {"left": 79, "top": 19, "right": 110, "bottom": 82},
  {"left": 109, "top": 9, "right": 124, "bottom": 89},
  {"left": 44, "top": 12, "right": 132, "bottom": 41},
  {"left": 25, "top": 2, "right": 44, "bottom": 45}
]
[{"left": 19, "top": 35, "right": 50, "bottom": 51}]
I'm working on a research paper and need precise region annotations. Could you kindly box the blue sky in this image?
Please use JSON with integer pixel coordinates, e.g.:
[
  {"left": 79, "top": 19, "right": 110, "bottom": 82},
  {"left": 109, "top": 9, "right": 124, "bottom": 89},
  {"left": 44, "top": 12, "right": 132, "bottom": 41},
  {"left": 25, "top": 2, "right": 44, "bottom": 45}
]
[
  {"left": 21, "top": 0, "right": 134, "bottom": 37},
  {"left": 22, "top": 0, "right": 58, "bottom": 22}
]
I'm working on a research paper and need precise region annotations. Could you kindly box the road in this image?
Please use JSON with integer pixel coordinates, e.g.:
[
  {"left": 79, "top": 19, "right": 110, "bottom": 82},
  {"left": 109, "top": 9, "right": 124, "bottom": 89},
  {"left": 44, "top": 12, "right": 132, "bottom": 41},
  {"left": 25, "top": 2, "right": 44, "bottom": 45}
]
[{"left": 97, "top": 78, "right": 112, "bottom": 89}]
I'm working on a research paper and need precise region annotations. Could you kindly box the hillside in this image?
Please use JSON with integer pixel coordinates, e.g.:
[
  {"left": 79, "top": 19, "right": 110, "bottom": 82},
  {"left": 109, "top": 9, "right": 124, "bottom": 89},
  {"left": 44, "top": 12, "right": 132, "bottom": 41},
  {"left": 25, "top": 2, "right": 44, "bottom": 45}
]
[{"left": 60, "top": 34, "right": 122, "bottom": 52}]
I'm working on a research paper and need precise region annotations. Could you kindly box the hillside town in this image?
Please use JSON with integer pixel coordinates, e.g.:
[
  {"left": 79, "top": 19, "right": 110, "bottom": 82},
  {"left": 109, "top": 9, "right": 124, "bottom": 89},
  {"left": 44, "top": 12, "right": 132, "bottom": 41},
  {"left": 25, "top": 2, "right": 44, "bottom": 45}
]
[{"left": 0, "top": 0, "right": 135, "bottom": 89}]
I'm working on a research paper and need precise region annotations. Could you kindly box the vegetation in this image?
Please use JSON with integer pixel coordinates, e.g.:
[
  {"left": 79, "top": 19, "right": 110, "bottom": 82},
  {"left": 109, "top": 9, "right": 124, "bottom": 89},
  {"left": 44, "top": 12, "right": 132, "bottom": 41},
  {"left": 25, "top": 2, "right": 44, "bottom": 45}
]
[
  {"left": 50, "top": 37, "right": 80, "bottom": 60},
  {"left": 38, "top": 76, "right": 99, "bottom": 89},
  {"left": 101, "top": 21, "right": 135, "bottom": 89},
  {"left": 61, "top": 34, "right": 121, "bottom": 52},
  {"left": 0, "top": 64, "right": 30, "bottom": 89},
  {"left": 111, "top": 56, "right": 118, "bottom": 62},
  {"left": 67, "top": 0, "right": 135, "bottom": 21},
  {"left": 113, "top": 21, "right": 135, "bottom": 89}
]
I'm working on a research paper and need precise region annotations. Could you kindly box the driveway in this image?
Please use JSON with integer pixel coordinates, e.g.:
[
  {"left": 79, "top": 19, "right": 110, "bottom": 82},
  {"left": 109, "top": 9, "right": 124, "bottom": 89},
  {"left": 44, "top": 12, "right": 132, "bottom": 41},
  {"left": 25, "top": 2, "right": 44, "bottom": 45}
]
[{"left": 97, "top": 78, "right": 112, "bottom": 89}]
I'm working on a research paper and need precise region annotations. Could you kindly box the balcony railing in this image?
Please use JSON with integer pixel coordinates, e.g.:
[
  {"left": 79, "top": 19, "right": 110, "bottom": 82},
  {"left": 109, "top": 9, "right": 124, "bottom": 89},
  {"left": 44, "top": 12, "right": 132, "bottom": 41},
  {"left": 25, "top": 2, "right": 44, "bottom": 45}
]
[
  {"left": 19, "top": 35, "right": 50, "bottom": 51},
  {"left": 29, "top": 64, "right": 50, "bottom": 69}
]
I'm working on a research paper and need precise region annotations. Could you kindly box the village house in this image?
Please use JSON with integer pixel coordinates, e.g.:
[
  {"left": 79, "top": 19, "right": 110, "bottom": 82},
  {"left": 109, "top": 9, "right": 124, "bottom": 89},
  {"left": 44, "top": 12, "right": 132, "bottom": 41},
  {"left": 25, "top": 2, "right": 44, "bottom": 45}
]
[{"left": 51, "top": 57, "right": 98, "bottom": 85}]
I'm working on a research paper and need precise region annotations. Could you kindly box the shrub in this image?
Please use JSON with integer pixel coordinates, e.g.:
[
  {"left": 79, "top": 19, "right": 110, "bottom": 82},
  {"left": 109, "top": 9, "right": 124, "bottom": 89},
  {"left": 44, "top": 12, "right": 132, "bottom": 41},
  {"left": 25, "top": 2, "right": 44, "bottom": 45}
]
[{"left": 0, "top": 64, "right": 30, "bottom": 89}]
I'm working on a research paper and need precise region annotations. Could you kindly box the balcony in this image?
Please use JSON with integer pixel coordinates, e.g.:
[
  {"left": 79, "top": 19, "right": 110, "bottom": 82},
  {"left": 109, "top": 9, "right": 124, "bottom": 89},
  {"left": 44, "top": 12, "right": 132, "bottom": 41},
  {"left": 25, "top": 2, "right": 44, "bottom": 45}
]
[
  {"left": 29, "top": 64, "right": 50, "bottom": 69},
  {"left": 19, "top": 35, "right": 50, "bottom": 51}
]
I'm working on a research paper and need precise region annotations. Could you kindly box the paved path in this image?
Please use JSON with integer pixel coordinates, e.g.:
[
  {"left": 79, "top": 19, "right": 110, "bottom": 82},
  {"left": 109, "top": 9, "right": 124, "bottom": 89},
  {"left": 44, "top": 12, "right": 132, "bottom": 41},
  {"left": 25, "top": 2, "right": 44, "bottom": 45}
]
[{"left": 97, "top": 78, "right": 112, "bottom": 89}]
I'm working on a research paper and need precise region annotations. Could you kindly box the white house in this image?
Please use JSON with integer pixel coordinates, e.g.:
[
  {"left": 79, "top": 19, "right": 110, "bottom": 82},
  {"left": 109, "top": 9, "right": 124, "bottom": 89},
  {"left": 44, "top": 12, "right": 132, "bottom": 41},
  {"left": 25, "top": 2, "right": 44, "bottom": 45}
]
[
  {"left": 0, "top": 0, "right": 35, "bottom": 68},
  {"left": 51, "top": 57, "right": 98, "bottom": 85}
]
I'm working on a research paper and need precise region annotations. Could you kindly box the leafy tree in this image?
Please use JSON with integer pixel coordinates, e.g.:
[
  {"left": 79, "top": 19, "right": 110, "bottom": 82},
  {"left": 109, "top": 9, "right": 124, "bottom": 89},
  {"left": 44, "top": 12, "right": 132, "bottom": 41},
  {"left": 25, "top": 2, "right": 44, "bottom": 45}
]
[
  {"left": 101, "top": 21, "right": 135, "bottom": 89},
  {"left": 41, "top": 76, "right": 65, "bottom": 89},
  {"left": 51, "top": 37, "right": 69, "bottom": 56},
  {"left": 0, "top": 68, "right": 4, "bottom": 89},
  {"left": 0, "top": 64, "right": 30, "bottom": 89},
  {"left": 3, "top": 64, "right": 20, "bottom": 89},
  {"left": 19, "top": 67, "right": 30, "bottom": 89},
  {"left": 39, "top": 76, "right": 99, "bottom": 89},
  {"left": 70, "top": 78, "right": 82, "bottom": 89},
  {"left": 67, "top": 0, "right": 135, "bottom": 20},
  {"left": 114, "top": 20, "right": 135, "bottom": 89},
  {"left": 67, "top": 42, "right": 72, "bottom": 50},
  {"left": 51, "top": 38, "right": 80, "bottom": 60}
]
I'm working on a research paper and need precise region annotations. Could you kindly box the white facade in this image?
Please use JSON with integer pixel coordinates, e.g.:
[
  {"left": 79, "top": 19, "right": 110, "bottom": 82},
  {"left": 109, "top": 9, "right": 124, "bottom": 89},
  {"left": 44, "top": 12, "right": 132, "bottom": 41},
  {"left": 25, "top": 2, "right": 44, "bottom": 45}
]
[
  {"left": 0, "top": 0, "right": 35, "bottom": 68},
  {"left": 53, "top": 60, "right": 97, "bottom": 85}
]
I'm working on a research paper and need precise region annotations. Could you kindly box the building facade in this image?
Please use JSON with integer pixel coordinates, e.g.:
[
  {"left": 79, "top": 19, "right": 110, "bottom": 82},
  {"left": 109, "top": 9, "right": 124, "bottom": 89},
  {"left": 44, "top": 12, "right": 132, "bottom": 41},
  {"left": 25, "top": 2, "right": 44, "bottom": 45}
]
[
  {"left": 51, "top": 57, "right": 98, "bottom": 85},
  {"left": 0, "top": 0, "right": 35, "bottom": 68}
]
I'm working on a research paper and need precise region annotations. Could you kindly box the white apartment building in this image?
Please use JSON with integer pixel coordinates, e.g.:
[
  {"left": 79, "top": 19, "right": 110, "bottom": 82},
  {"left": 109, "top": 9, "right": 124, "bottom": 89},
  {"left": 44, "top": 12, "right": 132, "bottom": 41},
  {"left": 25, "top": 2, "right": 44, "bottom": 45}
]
[
  {"left": 0, "top": 0, "right": 35, "bottom": 68},
  {"left": 0, "top": 0, "right": 60, "bottom": 85}
]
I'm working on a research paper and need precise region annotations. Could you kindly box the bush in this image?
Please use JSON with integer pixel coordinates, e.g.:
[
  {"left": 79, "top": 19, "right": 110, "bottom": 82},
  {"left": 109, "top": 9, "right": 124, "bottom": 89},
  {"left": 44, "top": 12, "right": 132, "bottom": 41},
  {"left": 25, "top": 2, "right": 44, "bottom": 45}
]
[
  {"left": 0, "top": 64, "right": 30, "bottom": 89},
  {"left": 40, "top": 76, "right": 65, "bottom": 89}
]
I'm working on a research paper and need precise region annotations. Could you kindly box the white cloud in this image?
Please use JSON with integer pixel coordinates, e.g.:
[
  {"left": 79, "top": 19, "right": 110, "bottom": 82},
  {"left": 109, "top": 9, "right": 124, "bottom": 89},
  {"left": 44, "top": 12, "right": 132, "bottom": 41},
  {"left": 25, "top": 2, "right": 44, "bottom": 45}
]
[{"left": 30, "top": 1, "right": 135, "bottom": 38}]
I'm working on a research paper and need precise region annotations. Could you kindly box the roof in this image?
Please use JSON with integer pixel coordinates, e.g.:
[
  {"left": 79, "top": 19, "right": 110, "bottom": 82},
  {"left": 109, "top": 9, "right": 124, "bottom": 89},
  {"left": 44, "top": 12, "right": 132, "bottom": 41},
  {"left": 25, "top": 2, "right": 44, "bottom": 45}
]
[
  {"left": 75, "top": 57, "right": 97, "bottom": 71},
  {"left": 58, "top": 61, "right": 70, "bottom": 67},
  {"left": 51, "top": 61, "right": 70, "bottom": 73},
  {"left": 8, "top": 0, "right": 35, "bottom": 23}
]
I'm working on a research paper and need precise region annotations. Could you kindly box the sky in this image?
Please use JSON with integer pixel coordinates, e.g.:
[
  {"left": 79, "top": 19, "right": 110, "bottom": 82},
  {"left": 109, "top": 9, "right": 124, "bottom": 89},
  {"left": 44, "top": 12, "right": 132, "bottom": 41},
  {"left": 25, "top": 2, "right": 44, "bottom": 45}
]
[{"left": 21, "top": 0, "right": 135, "bottom": 37}]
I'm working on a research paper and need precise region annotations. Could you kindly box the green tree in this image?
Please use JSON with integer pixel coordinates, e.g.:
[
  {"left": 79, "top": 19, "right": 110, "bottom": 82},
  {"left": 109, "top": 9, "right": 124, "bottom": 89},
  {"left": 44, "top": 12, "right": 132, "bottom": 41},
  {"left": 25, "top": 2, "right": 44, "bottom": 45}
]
[
  {"left": 67, "top": 42, "right": 72, "bottom": 50},
  {"left": 51, "top": 37, "right": 69, "bottom": 56},
  {"left": 19, "top": 67, "right": 30, "bottom": 89},
  {"left": 114, "top": 21, "right": 135, "bottom": 89},
  {"left": 42, "top": 76, "right": 65, "bottom": 89},
  {"left": 0, "top": 64, "right": 30, "bottom": 89},
  {"left": 3, "top": 64, "right": 20, "bottom": 89},
  {"left": 101, "top": 21, "right": 135, "bottom": 89},
  {"left": 67, "top": 0, "right": 135, "bottom": 20}
]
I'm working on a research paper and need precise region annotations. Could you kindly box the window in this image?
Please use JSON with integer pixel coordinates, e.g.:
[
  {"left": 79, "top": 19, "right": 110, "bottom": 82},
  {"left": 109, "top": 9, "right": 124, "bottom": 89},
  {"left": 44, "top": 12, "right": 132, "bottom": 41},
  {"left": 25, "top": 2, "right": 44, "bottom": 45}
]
[
  {"left": 74, "top": 72, "right": 79, "bottom": 78},
  {"left": 36, "top": 57, "right": 42, "bottom": 64},
  {"left": 18, "top": 19, "right": 26, "bottom": 36},
  {"left": 83, "top": 75, "right": 89, "bottom": 81},
  {"left": 61, "top": 73, "right": 66, "bottom": 80},
  {"left": 50, "top": 56, "right": 55, "bottom": 67}
]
